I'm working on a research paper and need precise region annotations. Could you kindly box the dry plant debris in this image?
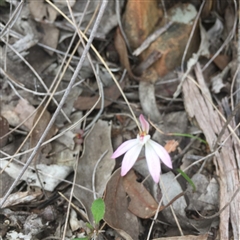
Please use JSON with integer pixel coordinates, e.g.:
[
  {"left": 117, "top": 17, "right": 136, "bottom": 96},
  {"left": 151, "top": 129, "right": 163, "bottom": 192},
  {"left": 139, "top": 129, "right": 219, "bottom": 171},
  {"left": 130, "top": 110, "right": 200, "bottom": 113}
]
[{"left": 0, "top": 0, "right": 239, "bottom": 239}]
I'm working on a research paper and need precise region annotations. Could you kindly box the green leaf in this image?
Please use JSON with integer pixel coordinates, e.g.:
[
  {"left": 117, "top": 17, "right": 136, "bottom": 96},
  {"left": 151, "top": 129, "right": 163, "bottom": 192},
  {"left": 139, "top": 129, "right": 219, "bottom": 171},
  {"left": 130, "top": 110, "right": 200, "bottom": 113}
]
[
  {"left": 171, "top": 132, "right": 207, "bottom": 144},
  {"left": 177, "top": 169, "right": 196, "bottom": 192},
  {"left": 91, "top": 198, "right": 105, "bottom": 224}
]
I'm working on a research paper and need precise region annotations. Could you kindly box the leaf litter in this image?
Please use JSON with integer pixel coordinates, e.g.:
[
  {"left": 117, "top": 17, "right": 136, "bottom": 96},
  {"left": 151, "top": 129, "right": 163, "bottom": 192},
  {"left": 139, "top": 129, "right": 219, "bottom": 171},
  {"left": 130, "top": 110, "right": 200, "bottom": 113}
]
[{"left": 0, "top": 0, "right": 239, "bottom": 240}]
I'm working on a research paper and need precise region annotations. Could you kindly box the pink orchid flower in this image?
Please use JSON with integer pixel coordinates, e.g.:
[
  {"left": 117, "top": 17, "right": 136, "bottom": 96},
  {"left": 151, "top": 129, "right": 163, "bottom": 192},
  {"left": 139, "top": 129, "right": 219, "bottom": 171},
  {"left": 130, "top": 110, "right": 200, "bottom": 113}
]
[{"left": 111, "top": 114, "right": 172, "bottom": 183}]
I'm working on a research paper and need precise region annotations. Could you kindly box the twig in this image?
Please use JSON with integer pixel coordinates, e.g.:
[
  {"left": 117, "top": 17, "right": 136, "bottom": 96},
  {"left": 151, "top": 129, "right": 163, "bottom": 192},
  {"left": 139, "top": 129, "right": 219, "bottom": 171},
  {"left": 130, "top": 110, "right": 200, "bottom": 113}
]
[
  {"left": 92, "top": 150, "right": 108, "bottom": 200},
  {"left": 181, "top": 0, "right": 206, "bottom": 72},
  {"left": 133, "top": 21, "right": 173, "bottom": 56},
  {"left": 0, "top": 0, "right": 24, "bottom": 38}
]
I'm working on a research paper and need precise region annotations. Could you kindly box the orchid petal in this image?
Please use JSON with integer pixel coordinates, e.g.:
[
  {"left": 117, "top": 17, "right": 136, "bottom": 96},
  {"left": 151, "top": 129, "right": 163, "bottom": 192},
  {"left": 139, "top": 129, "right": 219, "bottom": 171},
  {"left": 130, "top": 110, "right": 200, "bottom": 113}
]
[
  {"left": 111, "top": 139, "right": 139, "bottom": 159},
  {"left": 139, "top": 114, "right": 149, "bottom": 133},
  {"left": 148, "top": 139, "right": 172, "bottom": 169},
  {"left": 145, "top": 142, "right": 161, "bottom": 183},
  {"left": 121, "top": 143, "right": 143, "bottom": 176}
]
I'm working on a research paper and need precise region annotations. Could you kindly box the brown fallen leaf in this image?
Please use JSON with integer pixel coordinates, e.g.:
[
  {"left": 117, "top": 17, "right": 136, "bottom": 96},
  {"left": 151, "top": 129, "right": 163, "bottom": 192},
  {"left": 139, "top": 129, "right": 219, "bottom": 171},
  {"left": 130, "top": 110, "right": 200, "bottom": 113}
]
[
  {"left": 122, "top": 0, "right": 160, "bottom": 49},
  {"left": 123, "top": 170, "right": 159, "bottom": 219},
  {"left": 74, "top": 80, "right": 125, "bottom": 110},
  {"left": 141, "top": 4, "right": 199, "bottom": 79},
  {"left": 114, "top": 28, "right": 142, "bottom": 81},
  {"left": 115, "top": 28, "right": 162, "bottom": 82},
  {"left": 30, "top": 106, "right": 57, "bottom": 165},
  {"left": 31, "top": 106, "right": 57, "bottom": 148},
  {"left": 212, "top": 54, "right": 230, "bottom": 70},
  {"left": 104, "top": 169, "right": 139, "bottom": 240},
  {"left": 164, "top": 140, "right": 179, "bottom": 153}
]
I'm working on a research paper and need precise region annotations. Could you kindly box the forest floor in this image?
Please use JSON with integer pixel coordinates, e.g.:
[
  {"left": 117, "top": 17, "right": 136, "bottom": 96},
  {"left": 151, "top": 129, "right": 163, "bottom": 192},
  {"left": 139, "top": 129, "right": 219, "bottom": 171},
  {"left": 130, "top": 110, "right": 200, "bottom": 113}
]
[{"left": 0, "top": 0, "right": 240, "bottom": 240}]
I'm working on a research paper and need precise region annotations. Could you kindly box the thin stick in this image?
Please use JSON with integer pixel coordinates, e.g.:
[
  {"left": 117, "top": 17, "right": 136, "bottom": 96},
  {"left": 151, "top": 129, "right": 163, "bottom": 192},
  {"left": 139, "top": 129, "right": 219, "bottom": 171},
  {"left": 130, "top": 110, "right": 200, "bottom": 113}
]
[
  {"left": 92, "top": 150, "right": 108, "bottom": 200},
  {"left": 0, "top": 0, "right": 24, "bottom": 38},
  {"left": 181, "top": 0, "right": 206, "bottom": 72}
]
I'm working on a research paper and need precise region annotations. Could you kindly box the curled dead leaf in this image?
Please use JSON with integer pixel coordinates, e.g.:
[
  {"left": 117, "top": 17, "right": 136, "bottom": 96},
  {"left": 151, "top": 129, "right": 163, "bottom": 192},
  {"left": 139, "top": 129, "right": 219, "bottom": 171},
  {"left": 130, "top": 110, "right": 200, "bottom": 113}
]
[
  {"left": 123, "top": 170, "right": 159, "bottom": 219},
  {"left": 104, "top": 169, "right": 139, "bottom": 240}
]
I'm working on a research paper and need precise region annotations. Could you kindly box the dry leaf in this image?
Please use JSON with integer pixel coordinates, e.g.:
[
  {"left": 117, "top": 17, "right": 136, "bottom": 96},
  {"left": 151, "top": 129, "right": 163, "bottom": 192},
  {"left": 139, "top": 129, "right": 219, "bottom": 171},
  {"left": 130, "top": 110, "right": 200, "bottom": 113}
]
[
  {"left": 14, "top": 99, "right": 36, "bottom": 131},
  {"left": 212, "top": 54, "right": 230, "bottom": 70},
  {"left": 0, "top": 171, "right": 15, "bottom": 198},
  {"left": 104, "top": 169, "right": 139, "bottom": 240},
  {"left": 0, "top": 115, "right": 9, "bottom": 148},
  {"left": 39, "top": 23, "right": 59, "bottom": 55},
  {"left": 31, "top": 106, "right": 57, "bottom": 149},
  {"left": 122, "top": 0, "right": 160, "bottom": 49},
  {"left": 29, "top": 106, "right": 57, "bottom": 166},
  {"left": 186, "top": 173, "right": 219, "bottom": 212},
  {"left": 164, "top": 140, "right": 179, "bottom": 153},
  {"left": 55, "top": 86, "right": 81, "bottom": 125},
  {"left": 74, "top": 80, "right": 125, "bottom": 110},
  {"left": 0, "top": 191, "right": 42, "bottom": 208},
  {"left": 29, "top": 0, "right": 58, "bottom": 23},
  {"left": 73, "top": 120, "right": 115, "bottom": 224},
  {"left": 139, "top": 81, "right": 162, "bottom": 122},
  {"left": 141, "top": 4, "right": 199, "bottom": 79},
  {"left": 72, "top": 0, "right": 122, "bottom": 38},
  {"left": 153, "top": 112, "right": 188, "bottom": 147},
  {"left": 114, "top": 28, "right": 141, "bottom": 81},
  {"left": 56, "top": 111, "right": 83, "bottom": 150},
  {"left": 159, "top": 172, "right": 188, "bottom": 227},
  {"left": 123, "top": 170, "right": 159, "bottom": 219},
  {"left": 1, "top": 160, "right": 72, "bottom": 192}
]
